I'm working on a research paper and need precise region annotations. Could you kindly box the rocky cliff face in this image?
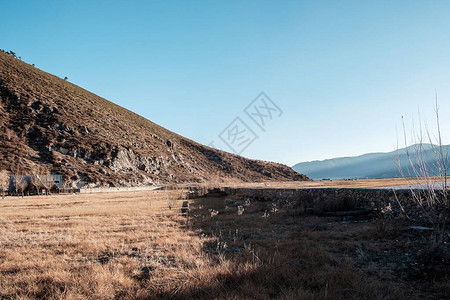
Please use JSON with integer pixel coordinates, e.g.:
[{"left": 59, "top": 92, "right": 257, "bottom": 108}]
[{"left": 0, "top": 52, "right": 309, "bottom": 187}]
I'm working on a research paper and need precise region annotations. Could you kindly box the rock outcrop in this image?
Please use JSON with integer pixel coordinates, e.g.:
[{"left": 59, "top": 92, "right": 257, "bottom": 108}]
[{"left": 0, "top": 52, "right": 309, "bottom": 187}]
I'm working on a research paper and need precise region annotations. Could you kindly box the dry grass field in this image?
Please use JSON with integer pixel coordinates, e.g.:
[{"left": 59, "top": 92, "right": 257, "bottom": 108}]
[
  {"left": 0, "top": 189, "right": 448, "bottom": 299},
  {"left": 221, "top": 177, "right": 447, "bottom": 189},
  {"left": 0, "top": 190, "right": 206, "bottom": 299},
  {"left": 180, "top": 177, "right": 446, "bottom": 191}
]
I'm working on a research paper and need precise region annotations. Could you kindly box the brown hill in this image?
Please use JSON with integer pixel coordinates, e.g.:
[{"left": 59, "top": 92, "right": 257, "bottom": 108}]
[{"left": 0, "top": 51, "right": 309, "bottom": 187}]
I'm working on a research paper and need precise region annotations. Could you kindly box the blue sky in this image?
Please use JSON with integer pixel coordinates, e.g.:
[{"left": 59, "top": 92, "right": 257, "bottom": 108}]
[{"left": 1, "top": 0, "right": 449, "bottom": 165}]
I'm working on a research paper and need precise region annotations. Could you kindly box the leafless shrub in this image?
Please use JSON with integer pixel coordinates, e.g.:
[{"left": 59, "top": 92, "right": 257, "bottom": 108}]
[
  {"left": 31, "top": 165, "right": 44, "bottom": 195},
  {"left": 14, "top": 174, "right": 27, "bottom": 197},
  {"left": 41, "top": 174, "right": 55, "bottom": 195},
  {"left": 30, "top": 164, "right": 52, "bottom": 195},
  {"left": 62, "top": 177, "right": 72, "bottom": 190},
  {"left": 166, "top": 190, "right": 176, "bottom": 210},
  {"left": 396, "top": 100, "right": 448, "bottom": 246},
  {"left": 0, "top": 170, "right": 9, "bottom": 199},
  {"left": 11, "top": 163, "right": 28, "bottom": 197}
]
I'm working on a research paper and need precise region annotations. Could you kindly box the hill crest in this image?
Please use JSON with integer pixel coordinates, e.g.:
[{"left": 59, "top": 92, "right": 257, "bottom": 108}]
[{"left": 0, "top": 51, "right": 308, "bottom": 187}]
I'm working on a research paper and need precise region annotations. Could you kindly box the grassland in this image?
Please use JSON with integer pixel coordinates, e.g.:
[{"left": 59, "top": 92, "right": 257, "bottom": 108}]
[
  {"left": 184, "top": 177, "right": 446, "bottom": 190},
  {"left": 0, "top": 189, "right": 448, "bottom": 299}
]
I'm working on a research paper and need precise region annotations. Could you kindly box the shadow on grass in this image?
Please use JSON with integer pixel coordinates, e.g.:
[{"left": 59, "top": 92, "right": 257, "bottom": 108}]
[{"left": 155, "top": 196, "right": 407, "bottom": 300}]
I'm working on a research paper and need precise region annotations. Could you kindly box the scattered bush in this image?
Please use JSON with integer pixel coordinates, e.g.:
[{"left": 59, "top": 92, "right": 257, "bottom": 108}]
[
  {"left": 0, "top": 50, "right": 17, "bottom": 58},
  {"left": 0, "top": 170, "right": 9, "bottom": 199},
  {"left": 397, "top": 100, "right": 449, "bottom": 246}
]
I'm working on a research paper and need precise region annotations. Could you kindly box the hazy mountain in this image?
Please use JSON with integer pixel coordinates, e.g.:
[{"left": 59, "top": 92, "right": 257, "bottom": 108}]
[
  {"left": 292, "top": 144, "right": 449, "bottom": 180},
  {"left": 0, "top": 51, "right": 309, "bottom": 187}
]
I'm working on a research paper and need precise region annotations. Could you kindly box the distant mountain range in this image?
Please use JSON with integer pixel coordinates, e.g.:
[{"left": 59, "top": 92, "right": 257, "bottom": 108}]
[{"left": 292, "top": 144, "right": 450, "bottom": 180}]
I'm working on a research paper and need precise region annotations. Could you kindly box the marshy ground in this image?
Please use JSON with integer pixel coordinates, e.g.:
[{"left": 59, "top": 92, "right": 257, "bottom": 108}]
[{"left": 0, "top": 189, "right": 448, "bottom": 299}]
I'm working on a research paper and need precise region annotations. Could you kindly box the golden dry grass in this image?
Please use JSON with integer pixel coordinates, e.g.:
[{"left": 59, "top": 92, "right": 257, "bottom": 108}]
[
  {"left": 192, "top": 177, "right": 447, "bottom": 189},
  {"left": 0, "top": 189, "right": 447, "bottom": 299},
  {"left": 0, "top": 190, "right": 221, "bottom": 299}
]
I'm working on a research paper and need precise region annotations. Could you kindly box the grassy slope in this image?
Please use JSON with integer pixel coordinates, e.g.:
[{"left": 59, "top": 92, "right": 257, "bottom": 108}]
[{"left": 0, "top": 52, "right": 308, "bottom": 186}]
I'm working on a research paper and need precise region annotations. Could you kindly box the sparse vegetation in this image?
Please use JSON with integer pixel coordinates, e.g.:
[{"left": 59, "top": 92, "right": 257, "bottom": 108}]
[
  {"left": 396, "top": 101, "right": 449, "bottom": 246},
  {"left": 0, "top": 170, "right": 9, "bottom": 198},
  {"left": 0, "top": 49, "right": 17, "bottom": 58},
  {"left": 11, "top": 163, "right": 28, "bottom": 197},
  {"left": 30, "top": 164, "right": 47, "bottom": 195}
]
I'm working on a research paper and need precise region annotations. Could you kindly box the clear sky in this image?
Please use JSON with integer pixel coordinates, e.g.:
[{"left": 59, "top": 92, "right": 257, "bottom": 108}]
[{"left": 2, "top": 0, "right": 449, "bottom": 166}]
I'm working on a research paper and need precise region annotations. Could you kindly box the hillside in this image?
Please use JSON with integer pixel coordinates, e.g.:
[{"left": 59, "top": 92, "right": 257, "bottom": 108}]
[
  {"left": 292, "top": 144, "right": 449, "bottom": 180},
  {"left": 0, "top": 52, "right": 308, "bottom": 187}
]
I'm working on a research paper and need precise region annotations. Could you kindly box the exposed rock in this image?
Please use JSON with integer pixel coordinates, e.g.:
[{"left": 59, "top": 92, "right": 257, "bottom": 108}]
[{"left": 0, "top": 51, "right": 310, "bottom": 186}]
